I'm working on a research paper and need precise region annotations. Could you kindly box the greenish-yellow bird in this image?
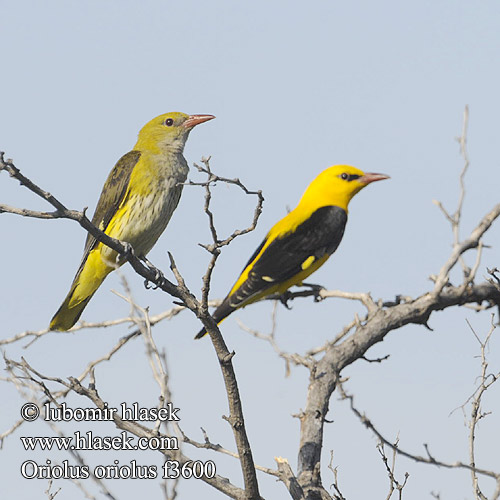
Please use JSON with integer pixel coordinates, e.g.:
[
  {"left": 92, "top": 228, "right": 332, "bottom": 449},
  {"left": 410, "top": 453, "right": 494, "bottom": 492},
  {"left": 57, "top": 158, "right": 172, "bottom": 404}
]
[{"left": 50, "top": 112, "right": 215, "bottom": 331}]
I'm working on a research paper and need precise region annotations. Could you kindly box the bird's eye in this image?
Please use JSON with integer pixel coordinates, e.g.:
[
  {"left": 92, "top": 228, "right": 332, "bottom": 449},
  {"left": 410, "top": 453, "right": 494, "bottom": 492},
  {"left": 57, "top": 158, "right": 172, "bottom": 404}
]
[
  {"left": 164, "top": 118, "right": 174, "bottom": 127},
  {"left": 340, "top": 173, "right": 348, "bottom": 180}
]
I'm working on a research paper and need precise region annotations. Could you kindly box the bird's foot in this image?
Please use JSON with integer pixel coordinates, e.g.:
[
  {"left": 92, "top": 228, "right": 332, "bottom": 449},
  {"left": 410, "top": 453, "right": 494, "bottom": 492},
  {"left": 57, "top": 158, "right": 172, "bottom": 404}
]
[
  {"left": 301, "top": 282, "right": 325, "bottom": 302},
  {"left": 117, "top": 242, "right": 135, "bottom": 265},
  {"left": 278, "top": 290, "right": 293, "bottom": 310},
  {"left": 141, "top": 256, "right": 165, "bottom": 290}
]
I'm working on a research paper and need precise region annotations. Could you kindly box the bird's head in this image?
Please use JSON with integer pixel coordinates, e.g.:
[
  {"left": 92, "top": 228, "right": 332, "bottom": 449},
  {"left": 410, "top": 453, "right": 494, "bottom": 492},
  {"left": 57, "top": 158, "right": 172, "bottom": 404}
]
[
  {"left": 300, "top": 165, "right": 390, "bottom": 211},
  {"left": 135, "top": 112, "right": 215, "bottom": 153}
]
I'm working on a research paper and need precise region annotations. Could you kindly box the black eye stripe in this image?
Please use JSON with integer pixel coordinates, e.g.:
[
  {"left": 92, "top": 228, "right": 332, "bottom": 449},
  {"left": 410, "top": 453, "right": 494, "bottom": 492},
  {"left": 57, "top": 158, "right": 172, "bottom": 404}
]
[{"left": 339, "top": 173, "right": 360, "bottom": 181}]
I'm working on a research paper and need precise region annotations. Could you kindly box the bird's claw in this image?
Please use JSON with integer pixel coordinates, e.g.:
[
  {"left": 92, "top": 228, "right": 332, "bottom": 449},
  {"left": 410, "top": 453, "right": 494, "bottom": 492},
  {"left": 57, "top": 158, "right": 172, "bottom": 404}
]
[
  {"left": 144, "top": 279, "right": 157, "bottom": 290},
  {"left": 116, "top": 242, "right": 135, "bottom": 265},
  {"left": 301, "top": 282, "right": 325, "bottom": 302},
  {"left": 123, "top": 242, "right": 135, "bottom": 258},
  {"left": 141, "top": 256, "right": 165, "bottom": 290},
  {"left": 278, "top": 291, "right": 293, "bottom": 310}
]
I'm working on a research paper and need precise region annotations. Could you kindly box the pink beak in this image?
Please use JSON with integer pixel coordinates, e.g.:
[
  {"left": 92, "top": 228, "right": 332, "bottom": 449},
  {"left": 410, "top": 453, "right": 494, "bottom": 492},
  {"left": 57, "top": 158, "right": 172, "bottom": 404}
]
[
  {"left": 183, "top": 114, "right": 216, "bottom": 128},
  {"left": 358, "top": 172, "right": 390, "bottom": 184}
]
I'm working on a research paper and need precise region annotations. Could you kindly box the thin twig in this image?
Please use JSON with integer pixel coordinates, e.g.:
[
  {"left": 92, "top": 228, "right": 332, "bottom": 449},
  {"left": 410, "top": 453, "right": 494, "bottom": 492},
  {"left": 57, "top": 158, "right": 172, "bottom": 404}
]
[
  {"left": 189, "top": 157, "right": 264, "bottom": 311},
  {"left": 337, "top": 381, "right": 499, "bottom": 481}
]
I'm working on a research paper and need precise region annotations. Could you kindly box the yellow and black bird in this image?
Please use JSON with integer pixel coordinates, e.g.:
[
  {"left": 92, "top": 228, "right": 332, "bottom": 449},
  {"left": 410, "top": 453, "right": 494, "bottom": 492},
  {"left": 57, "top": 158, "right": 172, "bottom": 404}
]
[
  {"left": 50, "top": 111, "right": 215, "bottom": 331},
  {"left": 196, "top": 165, "right": 388, "bottom": 339}
]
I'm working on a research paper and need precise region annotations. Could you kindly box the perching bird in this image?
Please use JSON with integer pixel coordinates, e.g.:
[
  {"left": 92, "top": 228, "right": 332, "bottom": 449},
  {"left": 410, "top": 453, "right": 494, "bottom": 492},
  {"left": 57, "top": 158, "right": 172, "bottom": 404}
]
[
  {"left": 196, "top": 165, "right": 389, "bottom": 339},
  {"left": 50, "top": 111, "right": 215, "bottom": 331}
]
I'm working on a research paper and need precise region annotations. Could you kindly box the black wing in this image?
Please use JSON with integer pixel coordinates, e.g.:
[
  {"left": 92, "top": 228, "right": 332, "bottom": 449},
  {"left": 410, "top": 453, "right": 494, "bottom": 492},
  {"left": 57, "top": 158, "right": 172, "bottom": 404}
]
[{"left": 228, "top": 205, "right": 348, "bottom": 309}]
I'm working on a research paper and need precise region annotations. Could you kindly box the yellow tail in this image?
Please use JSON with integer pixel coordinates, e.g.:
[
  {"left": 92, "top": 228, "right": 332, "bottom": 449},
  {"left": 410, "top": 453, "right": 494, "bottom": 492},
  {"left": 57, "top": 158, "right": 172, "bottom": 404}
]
[
  {"left": 49, "top": 288, "right": 96, "bottom": 331},
  {"left": 50, "top": 249, "right": 114, "bottom": 331}
]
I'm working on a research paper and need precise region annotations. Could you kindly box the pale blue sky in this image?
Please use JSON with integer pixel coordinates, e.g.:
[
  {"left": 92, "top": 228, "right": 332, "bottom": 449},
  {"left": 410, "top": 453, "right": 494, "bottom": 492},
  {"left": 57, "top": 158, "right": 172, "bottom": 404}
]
[{"left": 1, "top": 1, "right": 500, "bottom": 499}]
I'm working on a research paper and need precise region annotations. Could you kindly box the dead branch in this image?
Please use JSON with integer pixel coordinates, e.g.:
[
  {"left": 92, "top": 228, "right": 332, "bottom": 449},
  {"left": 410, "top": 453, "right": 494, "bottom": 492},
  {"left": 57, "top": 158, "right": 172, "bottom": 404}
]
[
  {"left": 336, "top": 380, "right": 500, "bottom": 484},
  {"left": 377, "top": 440, "right": 409, "bottom": 500},
  {"left": 275, "top": 456, "right": 306, "bottom": 500},
  {"left": 464, "top": 317, "right": 499, "bottom": 500},
  {"left": 187, "top": 156, "right": 264, "bottom": 313}
]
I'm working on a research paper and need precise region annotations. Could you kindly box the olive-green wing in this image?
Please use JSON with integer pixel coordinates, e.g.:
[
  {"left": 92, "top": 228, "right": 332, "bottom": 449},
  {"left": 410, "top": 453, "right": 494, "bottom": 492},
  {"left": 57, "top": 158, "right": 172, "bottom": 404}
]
[{"left": 79, "top": 150, "right": 141, "bottom": 267}]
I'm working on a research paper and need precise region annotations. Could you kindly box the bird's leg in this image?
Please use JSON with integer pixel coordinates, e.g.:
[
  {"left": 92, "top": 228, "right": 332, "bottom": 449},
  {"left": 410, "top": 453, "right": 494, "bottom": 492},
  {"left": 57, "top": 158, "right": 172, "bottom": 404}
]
[
  {"left": 278, "top": 290, "right": 293, "bottom": 309},
  {"left": 116, "top": 242, "right": 135, "bottom": 264},
  {"left": 301, "top": 282, "right": 325, "bottom": 302},
  {"left": 140, "top": 255, "right": 165, "bottom": 290},
  {"left": 112, "top": 242, "right": 136, "bottom": 269}
]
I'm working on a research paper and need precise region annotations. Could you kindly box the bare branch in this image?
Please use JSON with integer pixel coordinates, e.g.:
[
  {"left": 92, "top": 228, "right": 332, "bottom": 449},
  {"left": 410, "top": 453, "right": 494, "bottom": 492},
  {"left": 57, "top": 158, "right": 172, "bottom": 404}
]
[
  {"left": 0, "top": 418, "right": 24, "bottom": 448},
  {"left": 237, "top": 302, "right": 314, "bottom": 373},
  {"left": 176, "top": 424, "right": 279, "bottom": 479},
  {"left": 464, "top": 317, "right": 499, "bottom": 500},
  {"left": 431, "top": 107, "right": 499, "bottom": 295},
  {"left": 327, "top": 451, "right": 346, "bottom": 500},
  {"left": 44, "top": 479, "right": 61, "bottom": 500},
  {"left": 198, "top": 318, "right": 263, "bottom": 499},
  {"left": 377, "top": 440, "right": 409, "bottom": 500},
  {"left": 432, "top": 203, "right": 500, "bottom": 296},
  {"left": 189, "top": 157, "right": 264, "bottom": 312},
  {"left": 275, "top": 456, "right": 306, "bottom": 500},
  {"left": 0, "top": 152, "right": 67, "bottom": 212},
  {"left": 337, "top": 381, "right": 500, "bottom": 481},
  {"left": 296, "top": 278, "right": 499, "bottom": 493},
  {"left": 266, "top": 286, "right": 379, "bottom": 317}
]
